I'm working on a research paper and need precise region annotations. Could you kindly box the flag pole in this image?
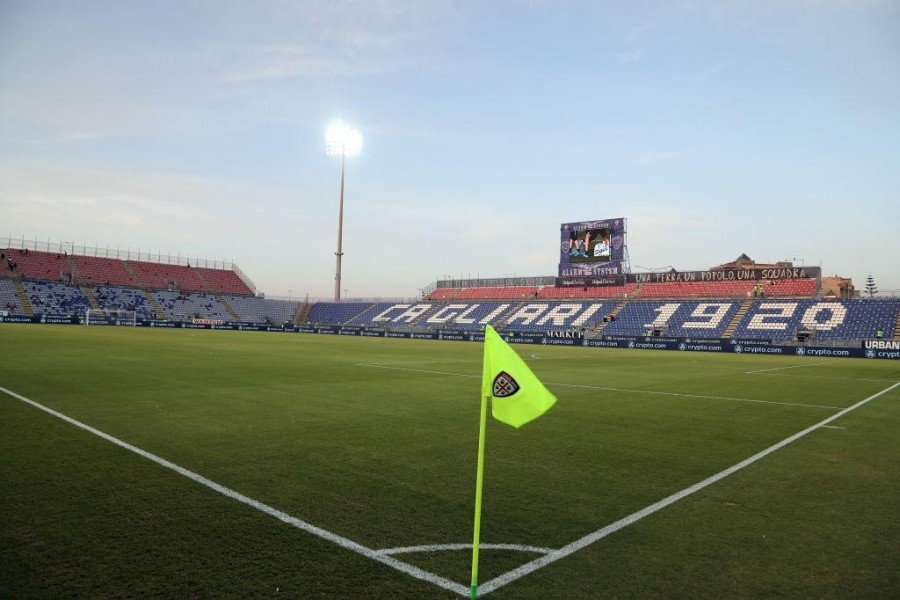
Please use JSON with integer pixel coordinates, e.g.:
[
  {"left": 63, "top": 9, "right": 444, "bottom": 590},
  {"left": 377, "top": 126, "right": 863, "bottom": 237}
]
[{"left": 470, "top": 393, "right": 489, "bottom": 599}]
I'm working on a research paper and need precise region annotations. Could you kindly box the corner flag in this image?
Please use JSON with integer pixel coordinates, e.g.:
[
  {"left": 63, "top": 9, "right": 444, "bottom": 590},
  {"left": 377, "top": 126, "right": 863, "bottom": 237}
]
[
  {"left": 471, "top": 325, "right": 557, "bottom": 598},
  {"left": 482, "top": 325, "right": 557, "bottom": 427}
]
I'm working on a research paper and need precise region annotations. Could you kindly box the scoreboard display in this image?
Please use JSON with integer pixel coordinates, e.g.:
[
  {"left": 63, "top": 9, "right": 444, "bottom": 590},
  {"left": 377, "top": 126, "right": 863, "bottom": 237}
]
[{"left": 559, "top": 218, "right": 626, "bottom": 277}]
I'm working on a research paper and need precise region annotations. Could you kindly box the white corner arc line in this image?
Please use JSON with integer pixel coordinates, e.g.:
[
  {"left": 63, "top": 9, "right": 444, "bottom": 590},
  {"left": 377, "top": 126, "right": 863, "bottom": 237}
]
[
  {"left": 477, "top": 380, "right": 900, "bottom": 596},
  {"left": 377, "top": 543, "right": 554, "bottom": 556},
  {"left": 745, "top": 362, "right": 828, "bottom": 374},
  {"left": 356, "top": 363, "right": 841, "bottom": 410},
  {"left": 0, "top": 387, "right": 470, "bottom": 598}
]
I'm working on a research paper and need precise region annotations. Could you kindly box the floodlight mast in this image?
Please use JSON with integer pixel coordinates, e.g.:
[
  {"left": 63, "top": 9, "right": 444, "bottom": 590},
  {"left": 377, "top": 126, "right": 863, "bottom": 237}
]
[{"left": 325, "top": 122, "right": 362, "bottom": 302}]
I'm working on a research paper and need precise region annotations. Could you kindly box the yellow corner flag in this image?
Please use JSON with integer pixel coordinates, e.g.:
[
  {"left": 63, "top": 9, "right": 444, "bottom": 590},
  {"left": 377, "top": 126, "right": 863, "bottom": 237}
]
[
  {"left": 482, "top": 325, "right": 557, "bottom": 428},
  {"left": 471, "top": 325, "right": 557, "bottom": 598}
]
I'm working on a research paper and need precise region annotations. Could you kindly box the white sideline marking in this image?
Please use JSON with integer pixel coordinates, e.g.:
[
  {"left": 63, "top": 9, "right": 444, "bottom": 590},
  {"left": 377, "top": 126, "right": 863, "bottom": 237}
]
[
  {"left": 822, "top": 425, "right": 846, "bottom": 429},
  {"left": 357, "top": 363, "right": 477, "bottom": 380},
  {"left": 747, "top": 373, "right": 892, "bottom": 383},
  {"left": 0, "top": 387, "right": 470, "bottom": 598},
  {"left": 528, "top": 354, "right": 645, "bottom": 361},
  {"left": 746, "top": 363, "right": 827, "bottom": 374},
  {"left": 377, "top": 543, "right": 553, "bottom": 556},
  {"left": 477, "top": 380, "right": 900, "bottom": 596},
  {"left": 357, "top": 363, "right": 841, "bottom": 410}
]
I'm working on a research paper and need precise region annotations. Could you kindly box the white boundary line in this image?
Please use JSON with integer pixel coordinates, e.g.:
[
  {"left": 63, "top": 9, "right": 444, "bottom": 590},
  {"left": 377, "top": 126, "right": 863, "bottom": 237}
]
[
  {"left": 745, "top": 362, "right": 828, "bottom": 374},
  {"left": 477, "top": 380, "right": 900, "bottom": 596},
  {"left": 377, "top": 543, "right": 553, "bottom": 556},
  {"left": 528, "top": 354, "right": 646, "bottom": 361},
  {"left": 747, "top": 373, "right": 892, "bottom": 383},
  {"left": 0, "top": 386, "right": 470, "bottom": 598},
  {"left": 356, "top": 363, "right": 842, "bottom": 410}
]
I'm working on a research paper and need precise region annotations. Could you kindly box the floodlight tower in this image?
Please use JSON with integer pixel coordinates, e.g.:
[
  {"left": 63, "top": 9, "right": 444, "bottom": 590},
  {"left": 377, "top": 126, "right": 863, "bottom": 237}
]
[{"left": 326, "top": 121, "right": 362, "bottom": 302}]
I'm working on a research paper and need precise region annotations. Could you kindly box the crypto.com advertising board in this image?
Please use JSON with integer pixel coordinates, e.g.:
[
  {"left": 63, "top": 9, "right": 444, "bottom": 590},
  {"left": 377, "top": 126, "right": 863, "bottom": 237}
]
[{"left": 559, "top": 218, "right": 626, "bottom": 277}]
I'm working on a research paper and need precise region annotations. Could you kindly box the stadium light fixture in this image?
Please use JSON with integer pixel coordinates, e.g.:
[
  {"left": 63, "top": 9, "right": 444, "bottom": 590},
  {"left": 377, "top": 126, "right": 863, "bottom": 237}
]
[{"left": 326, "top": 121, "right": 362, "bottom": 302}]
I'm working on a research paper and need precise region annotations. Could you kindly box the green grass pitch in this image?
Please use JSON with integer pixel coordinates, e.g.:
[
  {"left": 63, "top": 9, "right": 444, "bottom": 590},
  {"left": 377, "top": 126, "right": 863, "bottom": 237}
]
[{"left": 1, "top": 325, "right": 899, "bottom": 598}]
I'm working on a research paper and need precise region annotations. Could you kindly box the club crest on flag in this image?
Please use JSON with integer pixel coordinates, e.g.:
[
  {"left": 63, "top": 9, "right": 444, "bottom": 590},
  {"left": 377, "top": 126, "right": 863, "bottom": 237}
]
[{"left": 492, "top": 371, "right": 520, "bottom": 398}]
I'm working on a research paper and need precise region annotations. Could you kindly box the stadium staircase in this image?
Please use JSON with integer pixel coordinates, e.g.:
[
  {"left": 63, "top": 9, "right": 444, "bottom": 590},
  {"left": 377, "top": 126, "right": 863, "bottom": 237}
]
[
  {"left": 294, "top": 302, "right": 311, "bottom": 324},
  {"left": 722, "top": 299, "right": 752, "bottom": 339},
  {"left": 81, "top": 286, "right": 100, "bottom": 309},
  {"left": 192, "top": 266, "right": 213, "bottom": 294},
  {"left": 122, "top": 261, "right": 144, "bottom": 287},
  {"left": 64, "top": 254, "right": 82, "bottom": 284},
  {"left": 121, "top": 261, "right": 164, "bottom": 318},
  {"left": 141, "top": 289, "right": 166, "bottom": 319},
  {"left": 593, "top": 300, "right": 627, "bottom": 334},
  {"left": 491, "top": 301, "right": 528, "bottom": 332},
  {"left": 12, "top": 279, "right": 33, "bottom": 316},
  {"left": 894, "top": 306, "right": 900, "bottom": 340},
  {"left": 63, "top": 255, "right": 100, "bottom": 309},
  {"left": 217, "top": 295, "right": 241, "bottom": 322}
]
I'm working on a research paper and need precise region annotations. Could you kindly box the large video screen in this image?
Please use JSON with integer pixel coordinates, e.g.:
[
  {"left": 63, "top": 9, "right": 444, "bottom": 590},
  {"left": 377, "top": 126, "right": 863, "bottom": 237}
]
[{"left": 559, "top": 218, "right": 626, "bottom": 277}]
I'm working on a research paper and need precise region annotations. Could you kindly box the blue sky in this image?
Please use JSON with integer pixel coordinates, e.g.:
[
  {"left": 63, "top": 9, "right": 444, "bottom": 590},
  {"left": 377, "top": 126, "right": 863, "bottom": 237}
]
[{"left": 1, "top": 0, "right": 898, "bottom": 298}]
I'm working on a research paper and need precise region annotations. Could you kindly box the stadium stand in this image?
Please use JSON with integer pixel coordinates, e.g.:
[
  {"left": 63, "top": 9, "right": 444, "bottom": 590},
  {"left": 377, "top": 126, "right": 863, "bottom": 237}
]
[
  {"left": 730, "top": 299, "right": 900, "bottom": 342},
  {"left": 420, "top": 301, "right": 517, "bottom": 331},
  {"left": 23, "top": 281, "right": 91, "bottom": 315},
  {"left": 427, "top": 288, "right": 463, "bottom": 300},
  {"left": 93, "top": 285, "right": 155, "bottom": 320},
  {"left": 455, "top": 286, "right": 540, "bottom": 300},
  {"left": 636, "top": 281, "right": 754, "bottom": 298},
  {"left": 220, "top": 295, "right": 268, "bottom": 323},
  {"left": 537, "top": 284, "right": 638, "bottom": 299},
  {"left": 0, "top": 278, "right": 22, "bottom": 313},
  {"left": 246, "top": 297, "right": 299, "bottom": 324},
  {"left": 501, "top": 301, "right": 613, "bottom": 332},
  {"left": 306, "top": 302, "right": 374, "bottom": 325},
  {"left": 345, "top": 302, "right": 419, "bottom": 327},
  {"left": 2, "top": 246, "right": 253, "bottom": 297},
  {"left": 5, "top": 239, "right": 894, "bottom": 347},
  {"left": 194, "top": 267, "right": 253, "bottom": 295},
  {"left": 765, "top": 278, "right": 817, "bottom": 297},
  {"left": 130, "top": 261, "right": 207, "bottom": 293},
  {"left": 2, "top": 249, "right": 72, "bottom": 281},
  {"left": 71, "top": 255, "right": 137, "bottom": 287},
  {"left": 152, "top": 291, "right": 231, "bottom": 321},
  {"left": 635, "top": 279, "right": 816, "bottom": 299},
  {"left": 602, "top": 300, "right": 741, "bottom": 338},
  {"left": 429, "top": 280, "right": 816, "bottom": 301}
]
